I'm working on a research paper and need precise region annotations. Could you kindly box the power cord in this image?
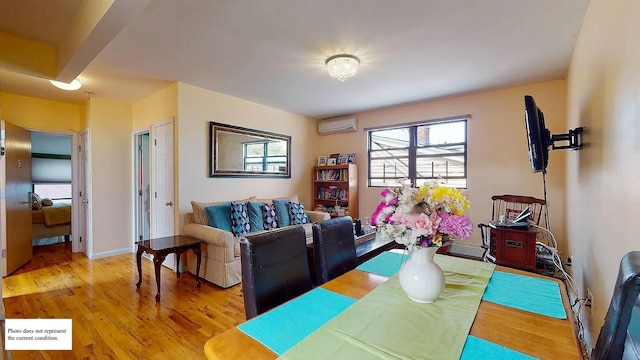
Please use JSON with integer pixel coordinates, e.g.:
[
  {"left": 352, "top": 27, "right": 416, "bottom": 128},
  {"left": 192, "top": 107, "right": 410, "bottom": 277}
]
[{"left": 529, "top": 223, "right": 591, "bottom": 358}]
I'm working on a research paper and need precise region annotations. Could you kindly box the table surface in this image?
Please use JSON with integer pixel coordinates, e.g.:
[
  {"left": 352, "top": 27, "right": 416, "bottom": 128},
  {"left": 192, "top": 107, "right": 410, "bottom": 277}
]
[
  {"left": 204, "top": 258, "right": 582, "bottom": 360},
  {"left": 136, "top": 235, "right": 203, "bottom": 252}
]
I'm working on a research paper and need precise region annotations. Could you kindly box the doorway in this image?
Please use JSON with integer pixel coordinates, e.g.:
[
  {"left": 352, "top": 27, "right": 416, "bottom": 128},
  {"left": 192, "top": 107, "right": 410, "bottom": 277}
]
[{"left": 134, "top": 132, "right": 151, "bottom": 242}]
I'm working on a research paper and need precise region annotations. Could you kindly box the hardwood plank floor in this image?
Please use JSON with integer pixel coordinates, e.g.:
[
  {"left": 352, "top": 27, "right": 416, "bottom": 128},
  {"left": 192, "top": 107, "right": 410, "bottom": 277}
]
[{"left": 2, "top": 243, "right": 245, "bottom": 359}]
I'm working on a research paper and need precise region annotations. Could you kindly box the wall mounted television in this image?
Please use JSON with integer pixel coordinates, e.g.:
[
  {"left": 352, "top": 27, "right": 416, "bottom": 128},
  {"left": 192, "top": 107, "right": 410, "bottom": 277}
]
[{"left": 524, "top": 95, "right": 584, "bottom": 173}]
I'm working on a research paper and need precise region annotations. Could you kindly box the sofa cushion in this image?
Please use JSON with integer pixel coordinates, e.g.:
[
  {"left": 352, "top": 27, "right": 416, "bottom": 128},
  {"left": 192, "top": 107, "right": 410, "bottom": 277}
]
[
  {"left": 191, "top": 196, "right": 256, "bottom": 225},
  {"left": 247, "top": 202, "right": 265, "bottom": 231},
  {"left": 262, "top": 203, "right": 279, "bottom": 230},
  {"left": 230, "top": 201, "right": 251, "bottom": 236},
  {"left": 272, "top": 199, "right": 291, "bottom": 227},
  {"left": 289, "top": 201, "right": 310, "bottom": 225},
  {"left": 205, "top": 203, "right": 233, "bottom": 231}
]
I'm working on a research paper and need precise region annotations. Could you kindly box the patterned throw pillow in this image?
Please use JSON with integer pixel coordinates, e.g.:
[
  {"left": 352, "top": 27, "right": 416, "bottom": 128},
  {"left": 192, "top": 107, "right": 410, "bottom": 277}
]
[
  {"left": 230, "top": 202, "right": 251, "bottom": 236},
  {"left": 289, "top": 201, "right": 310, "bottom": 225},
  {"left": 262, "top": 203, "right": 279, "bottom": 230}
]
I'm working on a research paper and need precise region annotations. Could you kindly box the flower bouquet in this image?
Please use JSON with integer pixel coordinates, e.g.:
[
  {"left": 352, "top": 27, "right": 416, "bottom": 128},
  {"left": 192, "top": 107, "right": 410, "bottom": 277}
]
[
  {"left": 371, "top": 180, "right": 472, "bottom": 303},
  {"left": 371, "top": 180, "right": 473, "bottom": 252}
]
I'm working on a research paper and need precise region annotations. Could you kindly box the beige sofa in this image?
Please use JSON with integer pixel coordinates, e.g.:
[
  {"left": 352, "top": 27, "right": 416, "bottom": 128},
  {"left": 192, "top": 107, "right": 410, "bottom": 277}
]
[{"left": 183, "top": 195, "right": 330, "bottom": 288}]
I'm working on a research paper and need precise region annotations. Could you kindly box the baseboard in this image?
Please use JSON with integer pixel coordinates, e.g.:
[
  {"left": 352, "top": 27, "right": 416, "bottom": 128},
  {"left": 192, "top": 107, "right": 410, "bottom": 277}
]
[
  {"left": 449, "top": 243, "right": 484, "bottom": 259},
  {"left": 90, "top": 247, "right": 134, "bottom": 260}
]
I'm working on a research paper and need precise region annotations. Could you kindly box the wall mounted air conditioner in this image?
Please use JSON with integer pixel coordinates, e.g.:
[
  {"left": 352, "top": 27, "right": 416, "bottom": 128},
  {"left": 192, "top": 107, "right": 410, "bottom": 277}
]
[{"left": 318, "top": 116, "right": 357, "bottom": 135}]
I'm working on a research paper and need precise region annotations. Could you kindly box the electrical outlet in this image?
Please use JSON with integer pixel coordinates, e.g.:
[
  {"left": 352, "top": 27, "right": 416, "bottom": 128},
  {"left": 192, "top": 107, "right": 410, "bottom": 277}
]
[
  {"left": 586, "top": 288, "right": 593, "bottom": 313},
  {"left": 566, "top": 256, "right": 572, "bottom": 266}
]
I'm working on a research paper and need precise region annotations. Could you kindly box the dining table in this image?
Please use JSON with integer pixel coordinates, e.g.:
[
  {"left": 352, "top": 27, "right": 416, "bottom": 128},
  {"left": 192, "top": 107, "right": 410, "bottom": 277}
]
[{"left": 204, "top": 251, "right": 582, "bottom": 360}]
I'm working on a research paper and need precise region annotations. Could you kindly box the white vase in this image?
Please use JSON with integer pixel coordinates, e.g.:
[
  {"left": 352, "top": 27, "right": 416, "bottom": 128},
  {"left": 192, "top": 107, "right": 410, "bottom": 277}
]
[{"left": 399, "top": 246, "right": 445, "bottom": 303}]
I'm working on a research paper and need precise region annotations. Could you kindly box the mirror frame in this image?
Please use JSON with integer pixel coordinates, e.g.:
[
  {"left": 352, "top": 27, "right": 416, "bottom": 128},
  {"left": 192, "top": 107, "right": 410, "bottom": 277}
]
[{"left": 209, "top": 122, "right": 292, "bottom": 178}]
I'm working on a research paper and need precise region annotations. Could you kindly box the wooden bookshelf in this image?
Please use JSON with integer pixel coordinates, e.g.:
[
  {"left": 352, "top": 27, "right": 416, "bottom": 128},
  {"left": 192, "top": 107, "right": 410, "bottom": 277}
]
[{"left": 312, "top": 164, "right": 358, "bottom": 219}]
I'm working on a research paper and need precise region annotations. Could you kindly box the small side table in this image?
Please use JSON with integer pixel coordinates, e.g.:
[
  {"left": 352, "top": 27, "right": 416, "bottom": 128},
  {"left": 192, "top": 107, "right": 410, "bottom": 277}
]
[{"left": 136, "top": 235, "right": 204, "bottom": 302}]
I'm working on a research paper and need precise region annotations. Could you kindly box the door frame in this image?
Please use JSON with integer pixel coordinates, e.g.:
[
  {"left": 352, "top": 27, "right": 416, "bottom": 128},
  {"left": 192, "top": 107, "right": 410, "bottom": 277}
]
[
  {"left": 26, "top": 128, "right": 81, "bottom": 253},
  {"left": 132, "top": 128, "right": 150, "bottom": 248}
]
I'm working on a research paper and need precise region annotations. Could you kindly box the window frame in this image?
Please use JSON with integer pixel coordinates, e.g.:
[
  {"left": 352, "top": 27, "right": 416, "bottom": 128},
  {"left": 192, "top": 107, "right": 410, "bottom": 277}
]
[
  {"left": 367, "top": 118, "right": 468, "bottom": 188},
  {"left": 243, "top": 140, "right": 287, "bottom": 172}
]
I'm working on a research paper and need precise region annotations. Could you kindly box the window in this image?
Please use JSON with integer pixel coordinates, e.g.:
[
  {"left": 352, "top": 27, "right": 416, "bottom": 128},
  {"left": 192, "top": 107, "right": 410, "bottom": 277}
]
[
  {"left": 33, "top": 184, "right": 72, "bottom": 204},
  {"left": 243, "top": 141, "right": 287, "bottom": 172},
  {"left": 368, "top": 119, "right": 467, "bottom": 188}
]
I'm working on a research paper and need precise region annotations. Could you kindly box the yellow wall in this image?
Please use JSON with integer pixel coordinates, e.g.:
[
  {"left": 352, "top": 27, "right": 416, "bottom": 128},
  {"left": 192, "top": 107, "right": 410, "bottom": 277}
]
[
  {"left": 566, "top": 0, "right": 640, "bottom": 347},
  {"left": 315, "top": 80, "right": 568, "bottom": 250},
  {"left": 176, "top": 83, "right": 318, "bottom": 226},
  {"left": 132, "top": 82, "right": 177, "bottom": 131},
  {"left": 86, "top": 97, "right": 133, "bottom": 255},
  {"left": 0, "top": 92, "right": 81, "bottom": 132}
]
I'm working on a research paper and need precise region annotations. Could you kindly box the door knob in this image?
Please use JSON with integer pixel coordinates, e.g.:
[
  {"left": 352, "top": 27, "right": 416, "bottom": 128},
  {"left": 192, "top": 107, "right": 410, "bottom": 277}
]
[{"left": 165, "top": 201, "right": 173, "bottom": 206}]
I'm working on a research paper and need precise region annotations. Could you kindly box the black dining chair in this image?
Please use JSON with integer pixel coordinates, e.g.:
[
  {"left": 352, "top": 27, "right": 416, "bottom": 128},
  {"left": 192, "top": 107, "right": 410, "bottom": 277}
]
[
  {"left": 312, "top": 216, "right": 358, "bottom": 285},
  {"left": 592, "top": 251, "right": 640, "bottom": 360},
  {"left": 240, "top": 226, "right": 313, "bottom": 320}
]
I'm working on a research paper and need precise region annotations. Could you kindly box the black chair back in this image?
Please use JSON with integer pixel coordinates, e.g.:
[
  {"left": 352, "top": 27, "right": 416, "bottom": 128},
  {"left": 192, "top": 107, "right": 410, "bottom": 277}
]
[
  {"left": 592, "top": 251, "right": 640, "bottom": 360},
  {"left": 312, "top": 216, "right": 358, "bottom": 285},
  {"left": 240, "top": 226, "right": 313, "bottom": 320}
]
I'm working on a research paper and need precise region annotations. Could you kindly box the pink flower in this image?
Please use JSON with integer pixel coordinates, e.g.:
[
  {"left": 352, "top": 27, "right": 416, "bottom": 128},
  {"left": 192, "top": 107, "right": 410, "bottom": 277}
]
[
  {"left": 371, "top": 202, "right": 395, "bottom": 226},
  {"left": 437, "top": 211, "right": 473, "bottom": 240},
  {"left": 380, "top": 188, "right": 398, "bottom": 206}
]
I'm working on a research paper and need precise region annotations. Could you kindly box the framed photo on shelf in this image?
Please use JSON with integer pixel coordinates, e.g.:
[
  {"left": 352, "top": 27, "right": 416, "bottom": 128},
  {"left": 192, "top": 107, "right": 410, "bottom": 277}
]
[
  {"left": 329, "top": 153, "right": 340, "bottom": 161},
  {"left": 347, "top": 153, "right": 356, "bottom": 164},
  {"left": 317, "top": 156, "right": 327, "bottom": 166},
  {"left": 327, "top": 158, "right": 337, "bottom": 165},
  {"left": 340, "top": 155, "right": 348, "bottom": 164},
  {"left": 336, "top": 155, "right": 343, "bottom": 164}
]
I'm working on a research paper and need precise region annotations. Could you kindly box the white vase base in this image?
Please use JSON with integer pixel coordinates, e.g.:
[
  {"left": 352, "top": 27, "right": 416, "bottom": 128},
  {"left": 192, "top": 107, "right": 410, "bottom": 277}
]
[{"left": 407, "top": 296, "right": 435, "bottom": 304}]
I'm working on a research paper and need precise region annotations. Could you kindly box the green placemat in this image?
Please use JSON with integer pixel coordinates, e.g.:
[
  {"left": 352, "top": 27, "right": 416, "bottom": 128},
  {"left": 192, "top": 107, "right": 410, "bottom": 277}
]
[{"left": 279, "top": 256, "right": 495, "bottom": 360}]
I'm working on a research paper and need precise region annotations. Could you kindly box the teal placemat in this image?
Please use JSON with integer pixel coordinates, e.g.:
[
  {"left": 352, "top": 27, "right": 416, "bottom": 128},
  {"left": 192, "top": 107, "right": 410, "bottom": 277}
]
[
  {"left": 461, "top": 335, "right": 538, "bottom": 360},
  {"left": 482, "top": 271, "right": 567, "bottom": 319},
  {"left": 356, "top": 251, "right": 407, "bottom": 276},
  {"left": 237, "top": 287, "right": 355, "bottom": 355}
]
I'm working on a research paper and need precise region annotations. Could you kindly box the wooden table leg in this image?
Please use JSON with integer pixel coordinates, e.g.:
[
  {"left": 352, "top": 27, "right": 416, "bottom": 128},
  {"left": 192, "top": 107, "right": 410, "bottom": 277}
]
[
  {"left": 136, "top": 248, "right": 144, "bottom": 289},
  {"left": 194, "top": 246, "right": 202, "bottom": 288},
  {"left": 153, "top": 254, "right": 167, "bottom": 302},
  {"left": 176, "top": 252, "right": 181, "bottom": 278}
]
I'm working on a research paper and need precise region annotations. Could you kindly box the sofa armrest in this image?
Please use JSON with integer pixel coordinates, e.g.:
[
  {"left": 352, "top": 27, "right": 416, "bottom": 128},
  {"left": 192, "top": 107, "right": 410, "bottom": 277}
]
[
  {"left": 306, "top": 210, "right": 331, "bottom": 223},
  {"left": 184, "top": 223, "right": 235, "bottom": 262}
]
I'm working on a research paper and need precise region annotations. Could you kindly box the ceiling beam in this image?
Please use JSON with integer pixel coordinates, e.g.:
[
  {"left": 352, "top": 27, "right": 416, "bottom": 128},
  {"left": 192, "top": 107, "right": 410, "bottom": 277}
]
[{"left": 0, "top": 32, "right": 56, "bottom": 79}]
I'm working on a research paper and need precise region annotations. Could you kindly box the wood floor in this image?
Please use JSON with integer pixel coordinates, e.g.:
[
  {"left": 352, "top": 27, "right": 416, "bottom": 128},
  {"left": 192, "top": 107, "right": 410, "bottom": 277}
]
[{"left": 2, "top": 243, "right": 245, "bottom": 359}]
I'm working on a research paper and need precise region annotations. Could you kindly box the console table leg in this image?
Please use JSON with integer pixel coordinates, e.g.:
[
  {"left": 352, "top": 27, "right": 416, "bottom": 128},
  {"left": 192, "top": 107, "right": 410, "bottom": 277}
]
[
  {"left": 153, "top": 254, "right": 166, "bottom": 302},
  {"left": 194, "top": 247, "right": 202, "bottom": 288},
  {"left": 176, "top": 253, "right": 181, "bottom": 278},
  {"left": 136, "top": 249, "right": 143, "bottom": 289}
]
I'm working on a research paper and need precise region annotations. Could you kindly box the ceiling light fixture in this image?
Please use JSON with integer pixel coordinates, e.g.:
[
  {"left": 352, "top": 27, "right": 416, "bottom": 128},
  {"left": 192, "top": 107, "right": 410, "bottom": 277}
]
[
  {"left": 325, "top": 54, "right": 360, "bottom": 82},
  {"left": 49, "top": 79, "right": 82, "bottom": 91}
]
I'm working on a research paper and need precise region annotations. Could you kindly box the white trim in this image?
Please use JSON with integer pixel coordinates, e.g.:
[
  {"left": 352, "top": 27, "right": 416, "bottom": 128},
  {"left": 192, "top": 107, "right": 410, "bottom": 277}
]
[
  {"left": 89, "top": 247, "right": 134, "bottom": 260},
  {"left": 80, "top": 129, "right": 92, "bottom": 257},
  {"left": 449, "top": 243, "right": 485, "bottom": 259},
  {"left": 132, "top": 129, "right": 150, "bottom": 245}
]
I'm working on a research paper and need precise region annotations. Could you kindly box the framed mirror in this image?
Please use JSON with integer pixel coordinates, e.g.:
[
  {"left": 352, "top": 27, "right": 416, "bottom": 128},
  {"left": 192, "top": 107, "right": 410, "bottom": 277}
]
[{"left": 209, "top": 122, "right": 291, "bottom": 178}]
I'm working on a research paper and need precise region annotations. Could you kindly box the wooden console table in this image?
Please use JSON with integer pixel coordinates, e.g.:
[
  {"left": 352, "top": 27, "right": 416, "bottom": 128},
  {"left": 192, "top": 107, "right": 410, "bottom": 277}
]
[{"left": 135, "top": 235, "right": 203, "bottom": 302}]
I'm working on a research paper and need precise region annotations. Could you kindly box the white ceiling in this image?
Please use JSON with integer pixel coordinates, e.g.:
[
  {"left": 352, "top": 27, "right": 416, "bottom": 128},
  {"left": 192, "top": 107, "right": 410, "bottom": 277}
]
[{"left": 0, "top": 0, "right": 590, "bottom": 119}]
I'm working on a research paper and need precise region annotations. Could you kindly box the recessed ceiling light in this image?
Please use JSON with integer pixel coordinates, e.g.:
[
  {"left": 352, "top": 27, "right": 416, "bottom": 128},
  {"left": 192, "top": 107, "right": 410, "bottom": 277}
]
[{"left": 49, "top": 79, "right": 82, "bottom": 91}]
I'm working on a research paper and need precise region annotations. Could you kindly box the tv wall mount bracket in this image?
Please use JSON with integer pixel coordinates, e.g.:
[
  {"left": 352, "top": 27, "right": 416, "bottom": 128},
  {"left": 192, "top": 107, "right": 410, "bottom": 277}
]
[{"left": 549, "top": 126, "right": 583, "bottom": 150}]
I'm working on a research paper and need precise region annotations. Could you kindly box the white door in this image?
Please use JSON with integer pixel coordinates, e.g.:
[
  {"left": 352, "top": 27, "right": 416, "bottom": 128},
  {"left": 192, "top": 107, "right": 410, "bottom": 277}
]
[
  {"left": 151, "top": 120, "right": 175, "bottom": 267},
  {"left": 78, "top": 131, "right": 89, "bottom": 255}
]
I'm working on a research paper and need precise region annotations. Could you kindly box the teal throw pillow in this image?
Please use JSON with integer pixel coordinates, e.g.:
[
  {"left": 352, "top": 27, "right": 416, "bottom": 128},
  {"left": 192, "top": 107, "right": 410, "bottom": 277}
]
[
  {"left": 262, "top": 203, "right": 279, "bottom": 230},
  {"left": 204, "top": 203, "right": 232, "bottom": 232},
  {"left": 247, "top": 202, "right": 265, "bottom": 232},
  {"left": 230, "top": 201, "right": 251, "bottom": 236},
  {"left": 272, "top": 199, "right": 291, "bottom": 227},
  {"left": 289, "top": 201, "right": 310, "bottom": 225}
]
